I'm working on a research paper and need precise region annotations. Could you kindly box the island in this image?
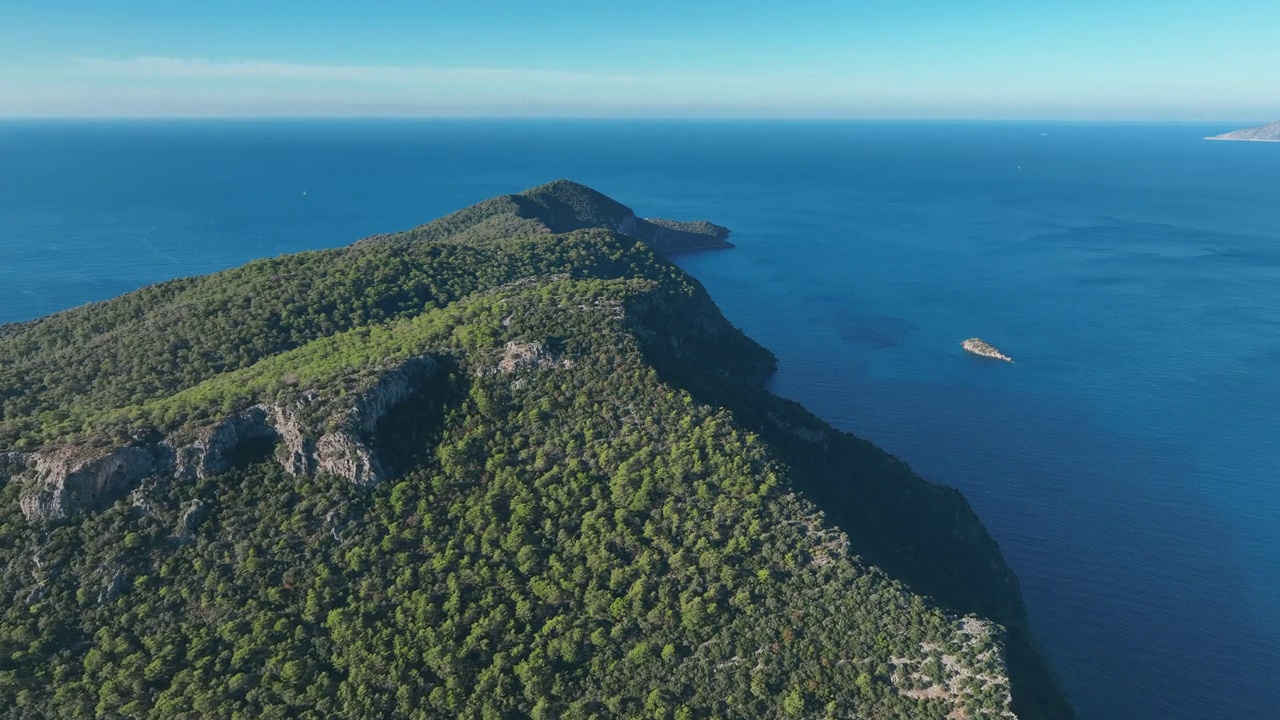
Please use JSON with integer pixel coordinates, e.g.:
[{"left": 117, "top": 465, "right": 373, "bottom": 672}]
[
  {"left": 1205, "top": 120, "right": 1280, "bottom": 142},
  {"left": 963, "top": 337, "right": 1014, "bottom": 362},
  {"left": 0, "top": 181, "right": 1072, "bottom": 720}
]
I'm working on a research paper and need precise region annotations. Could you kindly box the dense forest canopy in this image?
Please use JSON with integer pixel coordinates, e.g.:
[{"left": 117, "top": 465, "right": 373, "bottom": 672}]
[{"left": 0, "top": 181, "right": 1074, "bottom": 719}]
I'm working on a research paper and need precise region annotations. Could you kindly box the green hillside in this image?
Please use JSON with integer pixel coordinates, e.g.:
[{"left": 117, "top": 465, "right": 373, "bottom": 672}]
[{"left": 0, "top": 182, "right": 1073, "bottom": 720}]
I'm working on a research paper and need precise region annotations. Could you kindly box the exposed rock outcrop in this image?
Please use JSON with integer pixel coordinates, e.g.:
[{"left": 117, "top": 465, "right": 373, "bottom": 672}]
[
  {"left": 962, "top": 338, "right": 1013, "bottom": 362},
  {"left": 97, "top": 570, "right": 128, "bottom": 605},
  {"left": 345, "top": 356, "right": 436, "bottom": 435},
  {"left": 11, "top": 356, "right": 438, "bottom": 521},
  {"left": 891, "top": 616, "right": 1017, "bottom": 718},
  {"left": 495, "top": 340, "right": 571, "bottom": 374},
  {"left": 0, "top": 451, "right": 29, "bottom": 489},
  {"left": 18, "top": 445, "right": 163, "bottom": 522},
  {"left": 176, "top": 499, "right": 207, "bottom": 539},
  {"left": 171, "top": 406, "right": 280, "bottom": 481}
]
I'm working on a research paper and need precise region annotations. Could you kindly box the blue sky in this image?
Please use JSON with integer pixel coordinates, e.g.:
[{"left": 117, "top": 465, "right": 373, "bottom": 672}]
[{"left": 2, "top": 0, "right": 1278, "bottom": 119}]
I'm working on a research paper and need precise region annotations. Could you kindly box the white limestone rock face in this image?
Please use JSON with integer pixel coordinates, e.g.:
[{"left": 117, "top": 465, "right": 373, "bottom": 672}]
[
  {"left": 170, "top": 406, "right": 278, "bottom": 481},
  {"left": 313, "top": 432, "right": 383, "bottom": 487},
  {"left": 299, "top": 355, "right": 437, "bottom": 486},
  {"left": 18, "top": 446, "right": 162, "bottom": 521},
  {"left": 494, "top": 340, "right": 570, "bottom": 374},
  {"left": 346, "top": 357, "right": 434, "bottom": 434},
  {"left": 10, "top": 356, "right": 438, "bottom": 520},
  {"left": 269, "top": 392, "right": 321, "bottom": 477}
]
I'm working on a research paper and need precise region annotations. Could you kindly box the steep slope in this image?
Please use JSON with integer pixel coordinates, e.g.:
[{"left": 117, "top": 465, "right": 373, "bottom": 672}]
[
  {"left": 1205, "top": 120, "right": 1280, "bottom": 142},
  {"left": 0, "top": 186, "right": 1072, "bottom": 720},
  {"left": 0, "top": 180, "right": 723, "bottom": 453}
]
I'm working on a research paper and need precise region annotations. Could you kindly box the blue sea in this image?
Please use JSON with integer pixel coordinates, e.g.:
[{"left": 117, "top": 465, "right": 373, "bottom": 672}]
[{"left": 2, "top": 120, "right": 1277, "bottom": 719}]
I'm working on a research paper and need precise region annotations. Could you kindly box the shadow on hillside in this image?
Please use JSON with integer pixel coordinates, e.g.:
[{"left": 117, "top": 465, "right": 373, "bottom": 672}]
[
  {"left": 370, "top": 357, "right": 471, "bottom": 478},
  {"left": 805, "top": 370, "right": 1280, "bottom": 720}
]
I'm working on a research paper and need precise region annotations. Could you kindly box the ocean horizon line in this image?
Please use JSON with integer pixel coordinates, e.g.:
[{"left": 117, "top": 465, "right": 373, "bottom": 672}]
[{"left": 0, "top": 115, "right": 1269, "bottom": 125}]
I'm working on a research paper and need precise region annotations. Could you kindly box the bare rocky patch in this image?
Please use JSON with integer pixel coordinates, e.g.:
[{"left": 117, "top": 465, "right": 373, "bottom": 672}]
[
  {"left": 9, "top": 356, "right": 438, "bottom": 520},
  {"left": 891, "top": 617, "right": 1017, "bottom": 719}
]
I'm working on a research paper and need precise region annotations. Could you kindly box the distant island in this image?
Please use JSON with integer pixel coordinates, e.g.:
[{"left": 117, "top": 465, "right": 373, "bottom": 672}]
[
  {"left": 963, "top": 338, "right": 1013, "bottom": 362},
  {"left": 1205, "top": 120, "right": 1280, "bottom": 142}
]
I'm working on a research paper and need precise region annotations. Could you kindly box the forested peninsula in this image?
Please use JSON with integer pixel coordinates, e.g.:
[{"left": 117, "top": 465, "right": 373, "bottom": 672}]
[{"left": 0, "top": 181, "right": 1074, "bottom": 720}]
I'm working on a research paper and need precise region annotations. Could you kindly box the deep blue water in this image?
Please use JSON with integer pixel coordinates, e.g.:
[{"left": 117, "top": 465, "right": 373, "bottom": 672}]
[{"left": 2, "top": 120, "right": 1278, "bottom": 719}]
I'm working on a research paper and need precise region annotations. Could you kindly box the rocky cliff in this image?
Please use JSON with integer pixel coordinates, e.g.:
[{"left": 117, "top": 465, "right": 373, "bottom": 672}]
[{"left": 11, "top": 357, "right": 437, "bottom": 520}]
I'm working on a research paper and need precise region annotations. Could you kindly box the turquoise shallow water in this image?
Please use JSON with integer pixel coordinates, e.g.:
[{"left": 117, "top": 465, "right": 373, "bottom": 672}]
[{"left": 2, "top": 120, "right": 1278, "bottom": 719}]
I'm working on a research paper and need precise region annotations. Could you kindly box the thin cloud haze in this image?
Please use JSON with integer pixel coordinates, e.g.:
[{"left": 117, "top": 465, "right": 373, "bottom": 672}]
[
  {"left": 71, "top": 57, "right": 731, "bottom": 86},
  {"left": 1, "top": 0, "right": 1278, "bottom": 118}
]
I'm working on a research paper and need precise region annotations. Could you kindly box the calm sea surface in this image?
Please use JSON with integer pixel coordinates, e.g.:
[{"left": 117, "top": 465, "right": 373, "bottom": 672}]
[{"left": 2, "top": 120, "right": 1277, "bottom": 719}]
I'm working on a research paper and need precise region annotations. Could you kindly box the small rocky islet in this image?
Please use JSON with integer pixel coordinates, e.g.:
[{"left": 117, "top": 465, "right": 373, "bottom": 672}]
[{"left": 962, "top": 337, "right": 1013, "bottom": 362}]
